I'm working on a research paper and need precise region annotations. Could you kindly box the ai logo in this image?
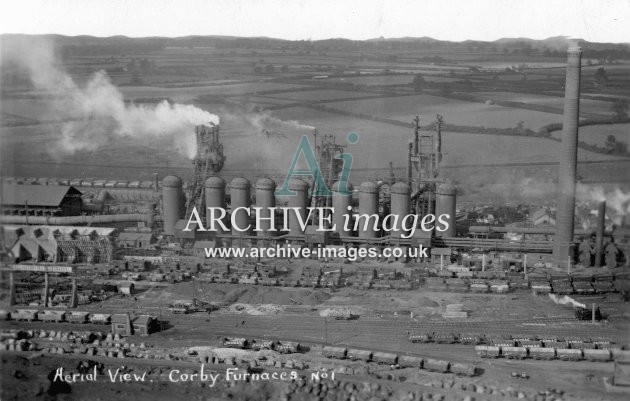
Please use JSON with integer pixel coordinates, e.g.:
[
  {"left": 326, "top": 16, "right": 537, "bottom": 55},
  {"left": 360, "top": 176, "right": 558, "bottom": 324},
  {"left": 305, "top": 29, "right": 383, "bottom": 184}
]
[{"left": 275, "top": 132, "right": 359, "bottom": 197}]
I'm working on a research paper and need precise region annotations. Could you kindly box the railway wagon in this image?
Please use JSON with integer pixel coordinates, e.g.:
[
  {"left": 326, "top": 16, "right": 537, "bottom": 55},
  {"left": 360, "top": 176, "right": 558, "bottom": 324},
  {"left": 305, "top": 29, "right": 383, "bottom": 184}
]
[
  {"left": 275, "top": 341, "right": 300, "bottom": 354},
  {"left": 530, "top": 347, "right": 557, "bottom": 360},
  {"left": 490, "top": 339, "right": 516, "bottom": 347},
  {"left": 459, "top": 334, "right": 483, "bottom": 345},
  {"left": 13, "top": 309, "right": 39, "bottom": 321},
  {"left": 594, "top": 342, "right": 614, "bottom": 350},
  {"left": 475, "top": 345, "right": 501, "bottom": 358},
  {"left": 347, "top": 349, "right": 373, "bottom": 362},
  {"left": 502, "top": 346, "right": 528, "bottom": 359},
  {"left": 583, "top": 349, "right": 612, "bottom": 362},
  {"left": 518, "top": 340, "right": 543, "bottom": 348},
  {"left": 238, "top": 277, "right": 258, "bottom": 285},
  {"left": 470, "top": 282, "right": 489, "bottom": 293},
  {"left": 223, "top": 337, "right": 248, "bottom": 349},
  {"left": 372, "top": 352, "right": 398, "bottom": 365},
  {"left": 556, "top": 348, "right": 584, "bottom": 361},
  {"left": 569, "top": 342, "right": 596, "bottom": 350},
  {"left": 322, "top": 346, "right": 347, "bottom": 359},
  {"left": 424, "top": 358, "right": 450, "bottom": 373},
  {"left": 66, "top": 311, "right": 90, "bottom": 323},
  {"left": 450, "top": 362, "right": 476, "bottom": 376},
  {"left": 250, "top": 339, "right": 276, "bottom": 351},
  {"left": 544, "top": 340, "right": 569, "bottom": 349},
  {"left": 40, "top": 310, "right": 66, "bottom": 322},
  {"left": 398, "top": 355, "right": 424, "bottom": 368},
  {"left": 434, "top": 333, "right": 457, "bottom": 344},
  {"left": 89, "top": 313, "right": 112, "bottom": 324},
  {"left": 408, "top": 333, "right": 432, "bottom": 343}
]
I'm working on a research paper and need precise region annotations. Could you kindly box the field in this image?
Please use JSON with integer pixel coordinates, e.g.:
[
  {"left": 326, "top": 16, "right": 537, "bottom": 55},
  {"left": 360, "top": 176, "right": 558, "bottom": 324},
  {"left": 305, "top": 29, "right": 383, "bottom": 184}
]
[
  {"left": 1, "top": 35, "right": 629, "bottom": 202},
  {"left": 119, "top": 82, "right": 309, "bottom": 102},
  {"left": 551, "top": 123, "right": 630, "bottom": 147},
  {"left": 263, "top": 89, "right": 376, "bottom": 102},
  {"left": 473, "top": 91, "right": 617, "bottom": 116},
  {"left": 322, "top": 94, "right": 564, "bottom": 129}
]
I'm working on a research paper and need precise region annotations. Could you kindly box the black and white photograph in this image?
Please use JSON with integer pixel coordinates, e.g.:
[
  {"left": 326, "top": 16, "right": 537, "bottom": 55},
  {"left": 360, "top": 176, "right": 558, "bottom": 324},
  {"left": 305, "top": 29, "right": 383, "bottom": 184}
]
[{"left": 0, "top": 1, "right": 629, "bottom": 400}]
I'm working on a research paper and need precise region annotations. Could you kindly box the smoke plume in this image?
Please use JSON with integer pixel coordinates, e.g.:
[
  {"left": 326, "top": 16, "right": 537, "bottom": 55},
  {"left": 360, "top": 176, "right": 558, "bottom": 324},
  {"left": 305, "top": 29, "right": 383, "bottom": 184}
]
[
  {"left": 210, "top": 103, "right": 317, "bottom": 172},
  {"left": 548, "top": 294, "right": 586, "bottom": 309},
  {"left": 576, "top": 183, "right": 630, "bottom": 224},
  {"left": 1, "top": 36, "right": 218, "bottom": 159},
  {"left": 247, "top": 110, "right": 316, "bottom": 136}
]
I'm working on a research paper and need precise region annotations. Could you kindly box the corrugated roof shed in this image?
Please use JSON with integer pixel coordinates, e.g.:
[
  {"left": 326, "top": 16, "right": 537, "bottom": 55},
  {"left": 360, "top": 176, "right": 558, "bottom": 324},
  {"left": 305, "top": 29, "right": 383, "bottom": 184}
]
[
  {"left": 118, "top": 232, "right": 154, "bottom": 242},
  {"left": 1, "top": 184, "right": 82, "bottom": 207},
  {"left": 111, "top": 314, "right": 130, "bottom": 323},
  {"left": 132, "top": 315, "right": 154, "bottom": 325}
]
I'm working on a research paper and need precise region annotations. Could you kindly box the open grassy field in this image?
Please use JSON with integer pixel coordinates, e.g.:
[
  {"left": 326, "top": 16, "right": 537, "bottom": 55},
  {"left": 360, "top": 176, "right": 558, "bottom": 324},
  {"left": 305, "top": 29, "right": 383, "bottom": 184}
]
[
  {"left": 119, "top": 82, "right": 309, "bottom": 102},
  {"left": 2, "top": 36, "right": 629, "bottom": 203},
  {"left": 322, "top": 74, "right": 417, "bottom": 86},
  {"left": 323, "top": 94, "right": 564, "bottom": 129},
  {"left": 262, "top": 89, "right": 376, "bottom": 102},
  {"left": 551, "top": 123, "right": 630, "bottom": 146},
  {"left": 473, "top": 91, "right": 616, "bottom": 116},
  {"left": 271, "top": 106, "right": 624, "bottom": 167}
]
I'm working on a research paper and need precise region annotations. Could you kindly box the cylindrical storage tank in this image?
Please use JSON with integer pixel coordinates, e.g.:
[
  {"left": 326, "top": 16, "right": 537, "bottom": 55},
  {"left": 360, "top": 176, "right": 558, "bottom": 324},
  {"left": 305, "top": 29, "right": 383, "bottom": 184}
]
[
  {"left": 162, "top": 175, "right": 183, "bottom": 235},
  {"left": 390, "top": 182, "right": 410, "bottom": 238},
  {"left": 358, "top": 182, "right": 379, "bottom": 238},
  {"left": 332, "top": 181, "right": 353, "bottom": 236},
  {"left": 288, "top": 178, "right": 310, "bottom": 236},
  {"left": 435, "top": 183, "right": 456, "bottom": 237},
  {"left": 205, "top": 176, "right": 226, "bottom": 231},
  {"left": 554, "top": 47, "right": 582, "bottom": 264},
  {"left": 229, "top": 178, "right": 251, "bottom": 236},
  {"left": 255, "top": 178, "right": 276, "bottom": 237}
]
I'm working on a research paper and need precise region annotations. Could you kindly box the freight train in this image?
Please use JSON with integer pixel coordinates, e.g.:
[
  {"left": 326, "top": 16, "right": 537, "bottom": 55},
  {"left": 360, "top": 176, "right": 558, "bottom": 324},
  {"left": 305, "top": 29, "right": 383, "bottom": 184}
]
[
  {"left": 474, "top": 345, "right": 616, "bottom": 362},
  {"left": 5, "top": 309, "right": 114, "bottom": 325},
  {"left": 222, "top": 337, "right": 303, "bottom": 354},
  {"left": 321, "top": 346, "right": 477, "bottom": 376},
  {"left": 408, "top": 332, "right": 617, "bottom": 349}
]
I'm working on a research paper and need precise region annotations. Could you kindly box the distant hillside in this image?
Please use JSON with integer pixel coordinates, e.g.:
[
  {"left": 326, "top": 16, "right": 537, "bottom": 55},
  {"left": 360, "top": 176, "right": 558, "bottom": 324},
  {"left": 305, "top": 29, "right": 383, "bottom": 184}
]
[{"left": 2, "top": 33, "right": 629, "bottom": 59}]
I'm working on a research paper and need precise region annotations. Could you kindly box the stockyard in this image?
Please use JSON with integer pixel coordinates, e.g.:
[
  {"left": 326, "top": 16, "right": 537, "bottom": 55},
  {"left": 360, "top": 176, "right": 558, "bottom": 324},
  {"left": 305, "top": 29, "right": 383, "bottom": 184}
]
[{"left": 0, "top": 32, "right": 630, "bottom": 401}]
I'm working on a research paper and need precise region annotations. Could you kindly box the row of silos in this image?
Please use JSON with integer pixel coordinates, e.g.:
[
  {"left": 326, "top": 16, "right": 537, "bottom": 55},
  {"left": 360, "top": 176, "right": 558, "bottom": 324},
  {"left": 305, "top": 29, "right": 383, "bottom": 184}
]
[{"left": 161, "top": 175, "right": 456, "bottom": 238}]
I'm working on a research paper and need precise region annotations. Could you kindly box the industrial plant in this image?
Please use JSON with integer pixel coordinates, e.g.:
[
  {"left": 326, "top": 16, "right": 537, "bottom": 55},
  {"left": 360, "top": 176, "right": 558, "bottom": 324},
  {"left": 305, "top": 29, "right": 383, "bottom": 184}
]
[{"left": 1, "top": 35, "right": 629, "bottom": 401}]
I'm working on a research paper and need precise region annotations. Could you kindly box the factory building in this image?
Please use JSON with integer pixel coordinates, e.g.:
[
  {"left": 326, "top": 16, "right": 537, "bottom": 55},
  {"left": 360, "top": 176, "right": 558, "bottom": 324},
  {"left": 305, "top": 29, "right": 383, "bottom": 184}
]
[
  {"left": 1, "top": 183, "right": 82, "bottom": 216},
  {"left": 117, "top": 231, "right": 157, "bottom": 249},
  {"left": 3, "top": 225, "right": 116, "bottom": 264}
]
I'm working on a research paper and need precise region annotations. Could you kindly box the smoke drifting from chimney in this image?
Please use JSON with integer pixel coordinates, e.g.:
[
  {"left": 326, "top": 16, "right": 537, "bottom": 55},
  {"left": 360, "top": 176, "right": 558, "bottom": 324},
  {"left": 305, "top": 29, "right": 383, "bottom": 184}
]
[
  {"left": 1, "top": 36, "right": 219, "bottom": 159},
  {"left": 577, "top": 183, "right": 630, "bottom": 225}
]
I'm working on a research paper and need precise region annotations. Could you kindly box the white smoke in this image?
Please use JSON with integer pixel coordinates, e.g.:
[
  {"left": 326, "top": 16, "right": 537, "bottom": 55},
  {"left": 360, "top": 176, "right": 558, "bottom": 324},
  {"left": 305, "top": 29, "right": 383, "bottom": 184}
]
[
  {"left": 210, "top": 103, "right": 317, "bottom": 171},
  {"left": 576, "top": 183, "right": 630, "bottom": 224},
  {"left": 1, "top": 36, "right": 219, "bottom": 159},
  {"left": 247, "top": 110, "right": 316, "bottom": 137},
  {"left": 548, "top": 294, "right": 586, "bottom": 309}
]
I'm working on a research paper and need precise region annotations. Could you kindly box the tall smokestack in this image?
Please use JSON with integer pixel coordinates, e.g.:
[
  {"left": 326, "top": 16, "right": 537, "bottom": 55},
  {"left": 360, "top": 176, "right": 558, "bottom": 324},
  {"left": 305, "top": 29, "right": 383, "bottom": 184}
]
[
  {"left": 595, "top": 201, "right": 606, "bottom": 267},
  {"left": 554, "top": 47, "right": 582, "bottom": 264}
]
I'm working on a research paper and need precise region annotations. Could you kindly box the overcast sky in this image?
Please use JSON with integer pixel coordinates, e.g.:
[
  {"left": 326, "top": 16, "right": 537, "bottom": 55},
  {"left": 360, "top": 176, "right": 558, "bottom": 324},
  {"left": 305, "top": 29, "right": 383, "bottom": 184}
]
[{"left": 2, "top": 0, "right": 629, "bottom": 43}]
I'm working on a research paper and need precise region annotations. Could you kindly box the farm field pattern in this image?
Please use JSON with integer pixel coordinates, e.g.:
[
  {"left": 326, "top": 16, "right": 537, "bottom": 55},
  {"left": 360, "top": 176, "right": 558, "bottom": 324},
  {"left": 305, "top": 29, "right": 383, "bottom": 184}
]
[{"left": 1, "top": 43, "right": 629, "bottom": 202}]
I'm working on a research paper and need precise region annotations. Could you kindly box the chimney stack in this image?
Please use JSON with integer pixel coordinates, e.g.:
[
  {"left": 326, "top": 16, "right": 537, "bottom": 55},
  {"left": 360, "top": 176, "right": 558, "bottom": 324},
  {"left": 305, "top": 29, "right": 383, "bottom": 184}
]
[
  {"left": 554, "top": 47, "right": 582, "bottom": 264},
  {"left": 595, "top": 201, "right": 606, "bottom": 267}
]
